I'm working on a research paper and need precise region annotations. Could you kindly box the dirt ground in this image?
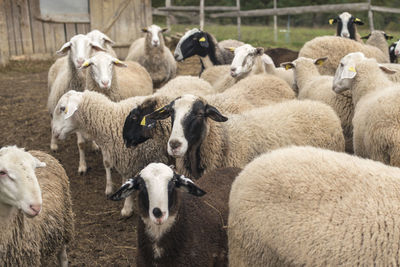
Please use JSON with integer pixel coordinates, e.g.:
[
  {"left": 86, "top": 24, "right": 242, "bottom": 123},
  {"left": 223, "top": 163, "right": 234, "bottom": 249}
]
[{"left": 0, "top": 58, "right": 201, "bottom": 266}]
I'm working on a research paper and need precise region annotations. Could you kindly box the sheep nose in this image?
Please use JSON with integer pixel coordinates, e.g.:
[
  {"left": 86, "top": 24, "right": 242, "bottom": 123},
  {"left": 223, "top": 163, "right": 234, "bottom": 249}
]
[
  {"left": 396, "top": 50, "right": 400, "bottom": 56},
  {"left": 153, "top": 207, "right": 163, "bottom": 218},
  {"left": 174, "top": 54, "right": 179, "bottom": 60},
  {"left": 101, "top": 80, "right": 109, "bottom": 86},
  {"left": 169, "top": 139, "right": 181, "bottom": 150},
  {"left": 77, "top": 58, "right": 84, "bottom": 66},
  {"left": 342, "top": 33, "right": 349, "bottom": 38},
  {"left": 29, "top": 204, "right": 42, "bottom": 216},
  {"left": 231, "top": 67, "right": 236, "bottom": 72}
]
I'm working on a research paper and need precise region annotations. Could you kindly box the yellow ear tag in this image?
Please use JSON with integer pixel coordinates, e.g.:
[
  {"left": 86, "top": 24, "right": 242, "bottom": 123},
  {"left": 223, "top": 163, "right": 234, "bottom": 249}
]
[
  {"left": 155, "top": 106, "right": 165, "bottom": 113},
  {"left": 229, "top": 47, "right": 235, "bottom": 52},
  {"left": 355, "top": 18, "right": 361, "bottom": 22},
  {"left": 114, "top": 59, "right": 121, "bottom": 64},
  {"left": 316, "top": 59, "right": 325, "bottom": 66},
  {"left": 64, "top": 107, "right": 68, "bottom": 114},
  {"left": 82, "top": 61, "right": 90, "bottom": 67},
  {"left": 285, "top": 64, "right": 292, "bottom": 70},
  {"left": 329, "top": 19, "right": 334, "bottom": 25},
  {"left": 348, "top": 67, "right": 356, "bottom": 72},
  {"left": 140, "top": 116, "right": 146, "bottom": 126},
  {"left": 199, "top": 37, "right": 206, "bottom": 42}
]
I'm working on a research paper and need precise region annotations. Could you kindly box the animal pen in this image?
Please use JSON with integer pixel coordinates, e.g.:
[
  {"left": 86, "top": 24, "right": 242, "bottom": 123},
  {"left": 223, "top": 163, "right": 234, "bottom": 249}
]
[{"left": 0, "top": 0, "right": 152, "bottom": 66}]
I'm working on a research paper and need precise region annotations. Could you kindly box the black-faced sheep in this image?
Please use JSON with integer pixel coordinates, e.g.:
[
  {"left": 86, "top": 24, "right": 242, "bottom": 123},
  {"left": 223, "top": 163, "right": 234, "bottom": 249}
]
[
  {"left": 109, "top": 163, "right": 241, "bottom": 267},
  {"left": 329, "top": 12, "right": 364, "bottom": 42}
]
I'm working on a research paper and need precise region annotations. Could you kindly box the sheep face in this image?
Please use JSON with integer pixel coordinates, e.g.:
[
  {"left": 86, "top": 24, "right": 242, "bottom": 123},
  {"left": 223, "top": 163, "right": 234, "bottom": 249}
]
[
  {"left": 80, "top": 51, "right": 127, "bottom": 89},
  {"left": 174, "top": 28, "right": 209, "bottom": 61},
  {"left": 0, "top": 146, "right": 45, "bottom": 217},
  {"left": 330, "top": 12, "right": 363, "bottom": 39},
  {"left": 86, "top": 30, "right": 115, "bottom": 49},
  {"left": 109, "top": 163, "right": 205, "bottom": 230},
  {"left": 143, "top": 94, "right": 227, "bottom": 158},
  {"left": 333, "top": 52, "right": 365, "bottom": 93},
  {"left": 143, "top": 24, "right": 167, "bottom": 48},
  {"left": 394, "top": 41, "right": 400, "bottom": 57},
  {"left": 52, "top": 90, "right": 83, "bottom": 140},
  {"left": 230, "top": 44, "right": 264, "bottom": 78},
  {"left": 56, "top": 34, "right": 105, "bottom": 69}
]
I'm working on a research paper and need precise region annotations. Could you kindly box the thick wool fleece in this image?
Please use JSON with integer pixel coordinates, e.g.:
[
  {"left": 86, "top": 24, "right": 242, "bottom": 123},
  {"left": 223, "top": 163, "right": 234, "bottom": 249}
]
[
  {"left": 299, "top": 36, "right": 389, "bottom": 75},
  {"left": 0, "top": 151, "right": 74, "bottom": 266},
  {"left": 176, "top": 99, "right": 345, "bottom": 177},
  {"left": 294, "top": 58, "right": 354, "bottom": 153},
  {"left": 229, "top": 146, "right": 400, "bottom": 266},
  {"left": 85, "top": 61, "right": 153, "bottom": 101}
]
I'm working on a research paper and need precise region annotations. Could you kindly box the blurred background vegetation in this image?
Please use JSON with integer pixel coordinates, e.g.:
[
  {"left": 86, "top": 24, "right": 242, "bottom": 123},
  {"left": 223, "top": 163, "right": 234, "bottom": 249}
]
[{"left": 153, "top": 0, "right": 400, "bottom": 49}]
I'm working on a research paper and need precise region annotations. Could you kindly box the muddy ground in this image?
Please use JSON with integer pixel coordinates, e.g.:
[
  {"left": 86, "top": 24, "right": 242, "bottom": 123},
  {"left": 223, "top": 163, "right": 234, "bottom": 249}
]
[{"left": 0, "top": 57, "right": 201, "bottom": 266}]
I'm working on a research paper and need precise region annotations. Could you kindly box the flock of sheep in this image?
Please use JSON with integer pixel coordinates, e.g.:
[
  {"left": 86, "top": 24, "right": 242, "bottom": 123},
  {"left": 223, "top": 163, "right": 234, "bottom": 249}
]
[{"left": 3, "top": 10, "right": 400, "bottom": 266}]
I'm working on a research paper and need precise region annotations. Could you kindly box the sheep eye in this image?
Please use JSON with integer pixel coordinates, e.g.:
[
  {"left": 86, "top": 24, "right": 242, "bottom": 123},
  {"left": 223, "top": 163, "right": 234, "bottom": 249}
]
[
  {"left": 0, "top": 171, "right": 6, "bottom": 176},
  {"left": 60, "top": 106, "right": 66, "bottom": 112},
  {"left": 340, "top": 63, "right": 344, "bottom": 67}
]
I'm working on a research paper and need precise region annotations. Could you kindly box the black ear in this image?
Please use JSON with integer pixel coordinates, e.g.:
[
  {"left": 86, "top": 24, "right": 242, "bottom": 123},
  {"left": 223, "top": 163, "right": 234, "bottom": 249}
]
[
  {"left": 175, "top": 174, "right": 206, "bottom": 197},
  {"left": 205, "top": 104, "right": 228, "bottom": 122},
  {"left": 108, "top": 177, "right": 140, "bottom": 201},
  {"left": 354, "top": 18, "right": 364, "bottom": 25},
  {"left": 198, "top": 34, "right": 209, "bottom": 48},
  {"left": 145, "top": 104, "right": 172, "bottom": 122},
  {"left": 361, "top": 34, "right": 371, "bottom": 39},
  {"left": 329, "top": 18, "right": 338, "bottom": 25},
  {"left": 384, "top": 33, "right": 394, "bottom": 40}
]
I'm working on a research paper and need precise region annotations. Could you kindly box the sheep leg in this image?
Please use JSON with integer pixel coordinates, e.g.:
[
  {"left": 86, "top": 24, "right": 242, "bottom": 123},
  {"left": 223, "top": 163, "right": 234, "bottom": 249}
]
[
  {"left": 121, "top": 195, "right": 134, "bottom": 217},
  {"left": 58, "top": 245, "right": 68, "bottom": 267},
  {"left": 50, "top": 134, "right": 59, "bottom": 151},
  {"left": 91, "top": 141, "right": 100, "bottom": 152},
  {"left": 102, "top": 150, "right": 113, "bottom": 196},
  {"left": 76, "top": 132, "right": 88, "bottom": 175}
]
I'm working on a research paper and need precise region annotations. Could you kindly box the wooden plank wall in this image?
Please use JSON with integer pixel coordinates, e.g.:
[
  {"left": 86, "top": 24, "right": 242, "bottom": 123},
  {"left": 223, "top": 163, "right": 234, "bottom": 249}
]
[
  {"left": 90, "top": 0, "right": 152, "bottom": 59},
  {"left": 0, "top": 0, "right": 90, "bottom": 66}
]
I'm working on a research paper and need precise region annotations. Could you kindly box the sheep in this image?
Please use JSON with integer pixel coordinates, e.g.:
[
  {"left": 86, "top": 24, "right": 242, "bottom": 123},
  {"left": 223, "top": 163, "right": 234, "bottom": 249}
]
[
  {"left": 264, "top": 47, "right": 298, "bottom": 67},
  {"left": 51, "top": 76, "right": 214, "bottom": 216},
  {"left": 361, "top": 30, "right": 392, "bottom": 59},
  {"left": 281, "top": 57, "right": 354, "bottom": 153},
  {"left": 174, "top": 28, "right": 244, "bottom": 74},
  {"left": 81, "top": 51, "right": 153, "bottom": 101},
  {"left": 143, "top": 94, "right": 345, "bottom": 178},
  {"left": 262, "top": 53, "right": 295, "bottom": 88},
  {"left": 332, "top": 52, "right": 400, "bottom": 166},
  {"left": 47, "top": 34, "right": 105, "bottom": 174},
  {"left": 86, "top": 29, "right": 117, "bottom": 57},
  {"left": 125, "top": 24, "right": 176, "bottom": 89},
  {"left": 389, "top": 41, "right": 398, "bottom": 63},
  {"left": 229, "top": 145, "right": 400, "bottom": 266},
  {"left": 0, "top": 146, "right": 73, "bottom": 266},
  {"left": 299, "top": 34, "right": 390, "bottom": 76},
  {"left": 109, "top": 163, "right": 241, "bottom": 267},
  {"left": 329, "top": 12, "right": 364, "bottom": 42},
  {"left": 209, "top": 44, "right": 267, "bottom": 92}
]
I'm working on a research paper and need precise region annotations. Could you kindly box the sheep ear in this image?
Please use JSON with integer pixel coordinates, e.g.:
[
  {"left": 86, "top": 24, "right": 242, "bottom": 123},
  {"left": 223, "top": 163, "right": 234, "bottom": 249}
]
[
  {"left": 142, "top": 28, "right": 148, "bottom": 33},
  {"left": 225, "top": 47, "right": 235, "bottom": 53},
  {"left": 261, "top": 54, "right": 274, "bottom": 65},
  {"left": 256, "top": 47, "right": 264, "bottom": 55},
  {"left": 384, "top": 33, "right": 394, "bottom": 40},
  {"left": 102, "top": 35, "right": 115, "bottom": 45},
  {"left": 354, "top": 18, "right": 364, "bottom": 25},
  {"left": 314, "top": 57, "right": 328, "bottom": 66},
  {"left": 108, "top": 177, "right": 140, "bottom": 201},
  {"left": 205, "top": 104, "right": 228, "bottom": 122},
  {"left": 198, "top": 36, "right": 209, "bottom": 48},
  {"left": 379, "top": 65, "right": 397, "bottom": 74},
  {"left": 112, "top": 58, "right": 128, "bottom": 67},
  {"left": 281, "top": 62, "right": 295, "bottom": 70},
  {"left": 80, "top": 59, "right": 93, "bottom": 69},
  {"left": 33, "top": 156, "right": 46, "bottom": 168},
  {"left": 90, "top": 41, "right": 106, "bottom": 52},
  {"left": 64, "top": 93, "right": 82, "bottom": 119},
  {"left": 56, "top": 41, "right": 71, "bottom": 55},
  {"left": 161, "top": 28, "right": 169, "bottom": 33},
  {"left": 329, "top": 18, "right": 337, "bottom": 25},
  {"left": 175, "top": 174, "right": 206, "bottom": 197},
  {"left": 341, "top": 66, "right": 357, "bottom": 79},
  {"left": 143, "top": 104, "right": 172, "bottom": 125},
  {"left": 361, "top": 34, "right": 371, "bottom": 40}
]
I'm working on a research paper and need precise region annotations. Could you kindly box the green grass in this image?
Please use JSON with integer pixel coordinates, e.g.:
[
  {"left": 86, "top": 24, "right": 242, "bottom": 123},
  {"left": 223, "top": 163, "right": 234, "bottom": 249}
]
[{"left": 165, "top": 24, "right": 400, "bottom": 51}]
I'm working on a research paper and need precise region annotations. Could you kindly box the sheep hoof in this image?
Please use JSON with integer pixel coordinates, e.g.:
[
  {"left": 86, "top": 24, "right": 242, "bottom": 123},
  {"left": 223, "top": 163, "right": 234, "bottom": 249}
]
[
  {"left": 105, "top": 185, "right": 114, "bottom": 196},
  {"left": 78, "top": 165, "right": 87, "bottom": 175},
  {"left": 121, "top": 207, "right": 133, "bottom": 217},
  {"left": 50, "top": 143, "right": 58, "bottom": 152},
  {"left": 91, "top": 141, "right": 100, "bottom": 152}
]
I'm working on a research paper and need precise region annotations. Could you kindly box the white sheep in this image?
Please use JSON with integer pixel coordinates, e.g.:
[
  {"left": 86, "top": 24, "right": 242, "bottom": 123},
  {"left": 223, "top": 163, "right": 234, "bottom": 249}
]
[
  {"left": 362, "top": 30, "right": 392, "bottom": 59},
  {"left": 143, "top": 94, "right": 345, "bottom": 178},
  {"left": 299, "top": 33, "right": 390, "bottom": 75},
  {"left": 229, "top": 145, "right": 400, "bottom": 266},
  {"left": 281, "top": 56, "right": 354, "bottom": 153},
  {"left": 0, "top": 146, "right": 74, "bottom": 266},
  {"left": 81, "top": 51, "right": 153, "bottom": 101},
  {"left": 86, "top": 29, "right": 117, "bottom": 57},
  {"left": 125, "top": 24, "right": 177, "bottom": 89},
  {"left": 333, "top": 52, "right": 400, "bottom": 166},
  {"left": 329, "top": 12, "right": 364, "bottom": 42},
  {"left": 109, "top": 163, "right": 241, "bottom": 266},
  {"left": 51, "top": 76, "right": 214, "bottom": 216}
]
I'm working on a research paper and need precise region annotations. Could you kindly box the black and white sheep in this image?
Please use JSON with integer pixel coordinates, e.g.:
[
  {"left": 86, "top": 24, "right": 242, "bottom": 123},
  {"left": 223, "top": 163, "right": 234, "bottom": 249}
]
[{"left": 329, "top": 12, "right": 364, "bottom": 42}]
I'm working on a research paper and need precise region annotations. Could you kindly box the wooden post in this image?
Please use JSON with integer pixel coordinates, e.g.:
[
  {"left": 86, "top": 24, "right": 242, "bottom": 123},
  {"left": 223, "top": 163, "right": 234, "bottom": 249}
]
[
  {"left": 199, "top": 0, "right": 204, "bottom": 30},
  {"left": 0, "top": 0, "right": 10, "bottom": 66},
  {"left": 273, "top": 0, "right": 277, "bottom": 42},
  {"left": 368, "top": 0, "right": 374, "bottom": 31},
  {"left": 166, "top": 0, "right": 171, "bottom": 29},
  {"left": 236, "top": 0, "right": 241, "bottom": 40}
]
